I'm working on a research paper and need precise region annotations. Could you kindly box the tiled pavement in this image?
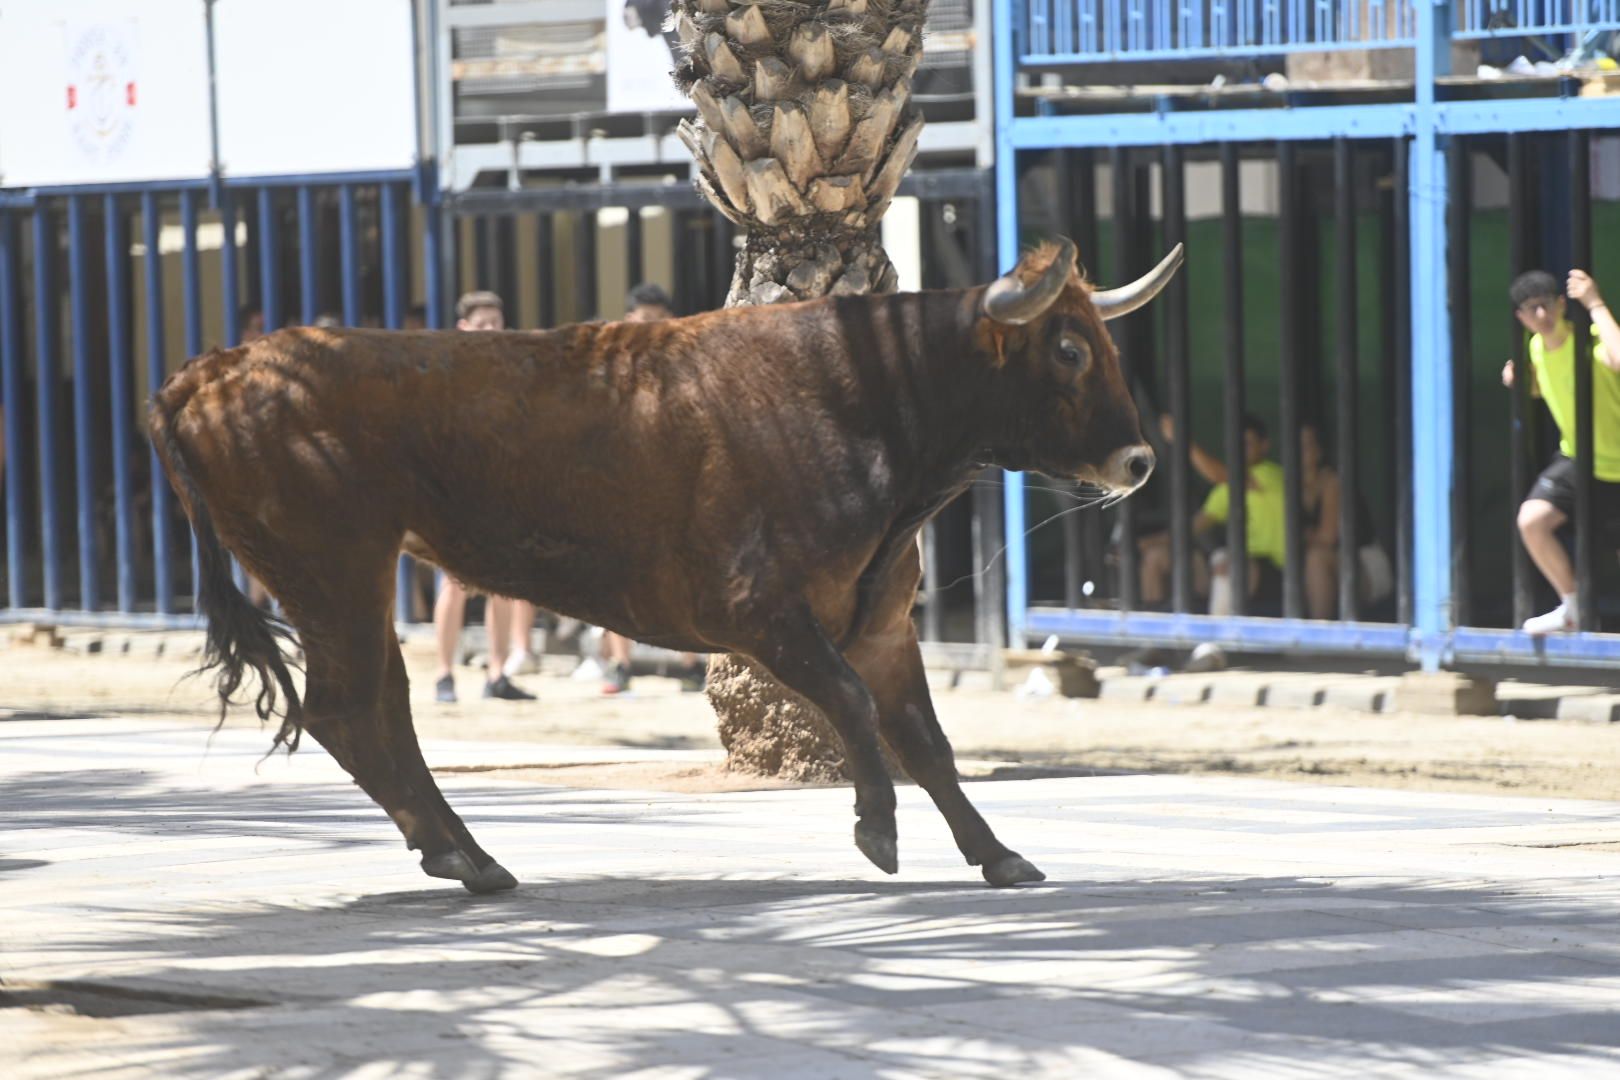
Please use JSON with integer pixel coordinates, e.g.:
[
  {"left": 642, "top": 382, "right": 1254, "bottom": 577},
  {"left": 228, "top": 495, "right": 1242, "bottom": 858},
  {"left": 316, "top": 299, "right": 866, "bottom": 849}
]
[{"left": 4, "top": 717, "right": 1620, "bottom": 1078}]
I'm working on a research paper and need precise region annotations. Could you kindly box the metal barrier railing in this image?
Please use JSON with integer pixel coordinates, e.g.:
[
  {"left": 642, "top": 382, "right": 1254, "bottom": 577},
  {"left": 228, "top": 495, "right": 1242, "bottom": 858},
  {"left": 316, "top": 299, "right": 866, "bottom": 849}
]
[
  {"left": 1020, "top": 0, "right": 1418, "bottom": 63},
  {"left": 0, "top": 173, "right": 429, "bottom": 626},
  {"left": 1456, "top": 0, "right": 1620, "bottom": 40}
]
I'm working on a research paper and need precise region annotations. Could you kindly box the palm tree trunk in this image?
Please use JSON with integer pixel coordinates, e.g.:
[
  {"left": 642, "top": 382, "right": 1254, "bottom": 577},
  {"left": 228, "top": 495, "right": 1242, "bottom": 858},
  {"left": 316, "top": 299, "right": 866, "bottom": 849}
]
[{"left": 672, "top": 0, "right": 930, "bottom": 780}]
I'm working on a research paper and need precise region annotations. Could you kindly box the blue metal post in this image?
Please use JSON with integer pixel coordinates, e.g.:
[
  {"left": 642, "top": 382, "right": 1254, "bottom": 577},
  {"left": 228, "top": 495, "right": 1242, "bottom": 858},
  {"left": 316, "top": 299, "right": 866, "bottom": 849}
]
[
  {"left": 381, "top": 182, "right": 413, "bottom": 623},
  {"left": 1411, "top": 0, "right": 1453, "bottom": 668},
  {"left": 142, "top": 192, "right": 175, "bottom": 615},
  {"left": 339, "top": 183, "right": 360, "bottom": 326},
  {"left": 67, "top": 195, "right": 100, "bottom": 611},
  {"left": 258, "top": 187, "right": 282, "bottom": 331},
  {"left": 0, "top": 211, "right": 26, "bottom": 609},
  {"left": 298, "top": 185, "right": 319, "bottom": 325},
  {"left": 33, "top": 207, "right": 63, "bottom": 611},
  {"left": 993, "top": 0, "right": 1027, "bottom": 648},
  {"left": 181, "top": 189, "right": 203, "bottom": 605},
  {"left": 104, "top": 194, "right": 136, "bottom": 612}
]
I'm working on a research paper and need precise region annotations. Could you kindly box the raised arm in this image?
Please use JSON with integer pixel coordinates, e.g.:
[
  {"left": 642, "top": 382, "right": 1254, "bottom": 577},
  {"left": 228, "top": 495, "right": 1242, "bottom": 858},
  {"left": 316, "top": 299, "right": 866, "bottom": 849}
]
[
  {"left": 1159, "top": 414, "right": 1229, "bottom": 486},
  {"left": 1568, "top": 270, "right": 1620, "bottom": 372}
]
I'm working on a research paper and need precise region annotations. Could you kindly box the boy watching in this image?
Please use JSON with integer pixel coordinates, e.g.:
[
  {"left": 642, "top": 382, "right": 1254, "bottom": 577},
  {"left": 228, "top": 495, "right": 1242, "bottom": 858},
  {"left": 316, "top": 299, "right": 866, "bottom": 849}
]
[{"left": 1503, "top": 268, "right": 1620, "bottom": 634}]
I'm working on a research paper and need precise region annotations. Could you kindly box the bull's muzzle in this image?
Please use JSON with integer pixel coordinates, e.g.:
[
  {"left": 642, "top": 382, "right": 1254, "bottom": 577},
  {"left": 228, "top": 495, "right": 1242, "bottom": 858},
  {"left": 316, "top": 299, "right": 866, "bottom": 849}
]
[{"left": 1100, "top": 444, "right": 1156, "bottom": 493}]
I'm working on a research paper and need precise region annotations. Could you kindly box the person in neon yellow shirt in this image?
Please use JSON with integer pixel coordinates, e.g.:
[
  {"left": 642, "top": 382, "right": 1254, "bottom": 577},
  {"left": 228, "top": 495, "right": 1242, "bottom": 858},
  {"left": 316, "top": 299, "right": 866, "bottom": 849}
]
[{"left": 1502, "top": 268, "right": 1620, "bottom": 634}]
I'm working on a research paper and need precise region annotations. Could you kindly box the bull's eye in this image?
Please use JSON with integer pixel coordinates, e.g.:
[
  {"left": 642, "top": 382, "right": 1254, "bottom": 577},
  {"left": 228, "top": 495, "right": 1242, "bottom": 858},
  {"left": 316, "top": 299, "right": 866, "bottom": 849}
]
[{"left": 1058, "top": 340, "right": 1088, "bottom": 369}]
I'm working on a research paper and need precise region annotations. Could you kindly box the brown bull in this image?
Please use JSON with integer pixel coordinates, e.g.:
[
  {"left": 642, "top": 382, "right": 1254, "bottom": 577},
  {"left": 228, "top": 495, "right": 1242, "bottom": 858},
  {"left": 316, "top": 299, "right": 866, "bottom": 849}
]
[{"left": 149, "top": 237, "right": 1181, "bottom": 894}]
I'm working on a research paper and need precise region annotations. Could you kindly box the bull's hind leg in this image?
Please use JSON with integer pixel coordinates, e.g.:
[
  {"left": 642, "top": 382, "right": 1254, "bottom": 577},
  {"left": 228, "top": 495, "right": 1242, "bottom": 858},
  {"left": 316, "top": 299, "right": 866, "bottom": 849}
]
[
  {"left": 377, "top": 625, "right": 516, "bottom": 893},
  {"left": 261, "top": 539, "right": 514, "bottom": 895},
  {"left": 744, "top": 605, "right": 899, "bottom": 874}
]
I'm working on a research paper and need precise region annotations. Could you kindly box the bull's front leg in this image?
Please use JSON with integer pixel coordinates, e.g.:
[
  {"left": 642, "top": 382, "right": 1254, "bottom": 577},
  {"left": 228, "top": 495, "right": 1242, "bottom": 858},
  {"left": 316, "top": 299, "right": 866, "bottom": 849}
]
[
  {"left": 844, "top": 559, "right": 1045, "bottom": 887},
  {"left": 745, "top": 605, "right": 900, "bottom": 874}
]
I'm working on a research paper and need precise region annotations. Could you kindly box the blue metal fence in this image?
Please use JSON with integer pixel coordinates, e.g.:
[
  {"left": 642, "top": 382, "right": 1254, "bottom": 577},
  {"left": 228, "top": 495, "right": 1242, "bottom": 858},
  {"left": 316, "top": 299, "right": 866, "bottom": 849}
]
[
  {"left": 0, "top": 172, "right": 433, "bottom": 628},
  {"left": 1021, "top": 0, "right": 1417, "bottom": 62},
  {"left": 1000, "top": 0, "right": 1620, "bottom": 671}
]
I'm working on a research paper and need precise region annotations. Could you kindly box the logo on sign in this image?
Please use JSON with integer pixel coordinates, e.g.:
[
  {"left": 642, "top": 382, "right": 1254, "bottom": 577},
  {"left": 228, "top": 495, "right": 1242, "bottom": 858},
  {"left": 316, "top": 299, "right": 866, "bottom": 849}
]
[{"left": 65, "top": 22, "right": 138, "bottom": 165}]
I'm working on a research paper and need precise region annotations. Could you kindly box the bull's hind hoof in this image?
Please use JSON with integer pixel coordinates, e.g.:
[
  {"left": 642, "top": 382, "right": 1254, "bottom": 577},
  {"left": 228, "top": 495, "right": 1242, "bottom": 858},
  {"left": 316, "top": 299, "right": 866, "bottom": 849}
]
[
  {"left": 421, "top": 851, "right": 520, "bottom": 894},
  {"left": 855, "top": 822, "right": 898, "bottom": 875},
  {"left": 467, "top": 862, "right": 519, "bottom": 894},
  {"left": 983, "top": 854, "right": 1046, "bottom": 887}
]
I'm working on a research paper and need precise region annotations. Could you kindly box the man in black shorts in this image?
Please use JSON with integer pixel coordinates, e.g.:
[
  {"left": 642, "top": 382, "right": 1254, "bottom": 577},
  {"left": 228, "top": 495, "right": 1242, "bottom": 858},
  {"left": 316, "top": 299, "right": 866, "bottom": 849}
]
[{"left": 1504, "top": 268, "right": 1620, "bottom": 633}]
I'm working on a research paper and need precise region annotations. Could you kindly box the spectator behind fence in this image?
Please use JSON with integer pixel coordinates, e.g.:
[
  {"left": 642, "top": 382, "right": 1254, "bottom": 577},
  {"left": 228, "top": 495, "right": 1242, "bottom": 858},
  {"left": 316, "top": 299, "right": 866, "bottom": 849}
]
[
  {"left": 598, "top": 283, "right": 707, "bottom": 695},
  {"left": 1149, "top": 414, "right": 1286, "bottom": 616},
  {"left": 1503, "top": 268, "right": 1620, "bottom": 634},
  {"left": 432, "top": 291, "right": 538, "bottom": 702},
  {"left": 1299, "top": 421, "right": 1395, "bottom": 620}
]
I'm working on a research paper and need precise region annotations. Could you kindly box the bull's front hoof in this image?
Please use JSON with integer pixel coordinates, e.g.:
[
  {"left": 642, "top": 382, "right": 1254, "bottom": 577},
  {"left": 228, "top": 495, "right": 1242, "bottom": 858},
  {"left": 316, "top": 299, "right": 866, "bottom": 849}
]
[
  {"left": 983, "top": 854, "right": 1046, "bottom": 887},
  {"left": 855, "top": 822, "right": 899, "bottom": 875},
  {"left": 421, "top": 851, "right": 520, "bottom": 894}
]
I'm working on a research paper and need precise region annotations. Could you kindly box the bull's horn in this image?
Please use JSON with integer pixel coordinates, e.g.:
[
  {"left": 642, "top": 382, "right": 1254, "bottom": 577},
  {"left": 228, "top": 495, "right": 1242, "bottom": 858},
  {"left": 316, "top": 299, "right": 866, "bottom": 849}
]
[
  {"left": 982, "top": 236, "right": 1077, "bottom": 325},
  {"left": 1091, "top": 244, "right": 1185, "bottom": 322}
]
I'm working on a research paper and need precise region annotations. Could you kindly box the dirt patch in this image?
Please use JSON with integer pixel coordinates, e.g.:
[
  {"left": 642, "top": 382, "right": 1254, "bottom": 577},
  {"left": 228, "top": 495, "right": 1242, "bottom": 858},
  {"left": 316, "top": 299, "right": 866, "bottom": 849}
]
[{"left": 5, "top": 642, "right": 1620, "bottom": 802}]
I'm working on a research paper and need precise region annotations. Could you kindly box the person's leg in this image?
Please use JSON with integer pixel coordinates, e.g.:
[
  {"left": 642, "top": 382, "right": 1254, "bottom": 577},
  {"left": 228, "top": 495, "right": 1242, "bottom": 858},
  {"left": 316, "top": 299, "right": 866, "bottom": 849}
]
[
  {"left": 1518, "top": 498, "right": 1575, "bottom": 596},
  {"left": 502, "top": 600, "right": 538, "bottom": 676},
  {"left": 1305, "top": 543, "right": 1338, "bottom": 620},
  {"left": 433, "top": 576, "right": 467, "bottom": 690},
  {"left": 1137, "top": 531, "right": 1171, "bottom": 606},
  {"left": 486, "top": 595, "right": 511, "bottom": 681},
  {"left": 601, "top": 631, "right": 633, "bottom": 693},
  {"left": 1207, "top": 549, "right": 1232, "bottom": 615}
]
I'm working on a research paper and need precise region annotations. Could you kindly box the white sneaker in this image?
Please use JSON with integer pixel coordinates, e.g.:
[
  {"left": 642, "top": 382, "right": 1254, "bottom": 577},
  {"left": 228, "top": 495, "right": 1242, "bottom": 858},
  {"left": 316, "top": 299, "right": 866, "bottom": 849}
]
[
  {"left": 503, "top": 649, "right": 539, "bottom": 677},
  {"left": 571, "top": 656, "right": 604, "bottom": 681},
  {"left": 1523, "top": 601, "right": 1576, "bottom": 635}
]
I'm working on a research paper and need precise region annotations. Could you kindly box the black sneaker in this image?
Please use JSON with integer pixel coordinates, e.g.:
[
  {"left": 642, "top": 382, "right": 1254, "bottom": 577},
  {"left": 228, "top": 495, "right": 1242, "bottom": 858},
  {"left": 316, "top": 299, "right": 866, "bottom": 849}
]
[
  {"left": 677, "top": 661, "right": 707, "bottom": 693},
  {"left": 483, "top": 674, "right": 536, "bottom": 701},
  {"left": 435, "top": 675, "right": 456, "bottom": 703}
]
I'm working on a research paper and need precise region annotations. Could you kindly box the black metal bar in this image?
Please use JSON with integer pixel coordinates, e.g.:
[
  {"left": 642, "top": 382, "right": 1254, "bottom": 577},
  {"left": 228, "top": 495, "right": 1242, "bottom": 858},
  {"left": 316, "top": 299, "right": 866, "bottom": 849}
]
[
  {"left": 625, "top": 207, "right": 644, "bottom": 288},
  {"left": 1222, "top": 143, "right": 1249, "bottom": 616},
  {"left": 67, "top": 195, "right": 100, "bottom": 611},
  {"left": 1052, "top": 152, "right": 1083, "bottom": 610},
  {"left": 1163, "top": 144, "right": 1192, "bottom": 615},
  {"left": 1278, "top": 141, "right": 1304, "bottom": 618},
  {"left": 1073, "top": 150, "right": 1106, "bottom": 600},
  {"left": 1334, "top": 139, "right": 1361, "bottom": 621},
  {"left": 141, "top": 193, "right": 172, "bottom": 610},
  {"left": 1393, "top": 137, "right": 1414, "bottom": 627},
  {"left": 0, "top": 210, "right": 26, "bottom": 609},
  {"left": 712, "top": 210, "right": 734, "bottom": 308},
  {"left": 1447, "top": 137, "right": 1473, "bottom": 627},
  {"left": 922, "top": 519, "right": 943, "bottom": 641},
  {"left": 532, "top": 213, "right": 552, "bottom": 328},
  {"left": 1110, "top": 146, "right": 1139, "bottom": 611},
  {"left": 1570, "top": 129, "right": 1595, "bottom": 631},
  {"left": 104, "top": 194, "right": 137, "bottom": 613},
  {"left": 577, "top": 211, "right": 598, "bottom": 320},
  {"left": 972, "top": 476, "right": 1008, "bottom": 647},
  {"left": 1506, "top": 132, "right": 1536, "bottom": 627}
]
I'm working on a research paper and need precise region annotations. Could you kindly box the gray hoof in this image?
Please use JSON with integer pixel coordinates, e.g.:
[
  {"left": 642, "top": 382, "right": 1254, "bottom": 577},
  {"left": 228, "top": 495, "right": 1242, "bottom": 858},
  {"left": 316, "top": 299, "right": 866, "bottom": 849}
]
[
  {"left": 855, "top": 822, "right": 898, "bottom": 875},
  {"left": 421, "top": 851, "right": 519, "bottom": 894},
  {"left": 983, "top": 854, "right": 1046, "bottom": 887},
  {"left": 467, "top": 862, "right": 519, "bottom": 894}
]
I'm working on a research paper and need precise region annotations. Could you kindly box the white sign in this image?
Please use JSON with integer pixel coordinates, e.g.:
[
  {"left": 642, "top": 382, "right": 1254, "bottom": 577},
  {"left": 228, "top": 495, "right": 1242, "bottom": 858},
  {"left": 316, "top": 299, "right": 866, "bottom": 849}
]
[
  {"left": 213, "top": 0, "right": 418, "bottom": 177},
  {"left": 0, "top": 0, "right": 212, "bottom": 188},
  {"left": 607, "top": 0, "right": 688, "bottom": 113}
]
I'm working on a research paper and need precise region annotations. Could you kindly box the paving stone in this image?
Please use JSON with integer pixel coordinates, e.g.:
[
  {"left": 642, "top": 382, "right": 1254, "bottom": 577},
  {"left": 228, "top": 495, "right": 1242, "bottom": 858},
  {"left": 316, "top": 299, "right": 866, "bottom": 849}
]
[
  {"left": 1321, "top": 680, "right": 1394, "bottom": 714},
  {"left": 1151, "top": 677, "right": 1212, "bottom": 705},
  {"left": 1555, "top": 694, "right": 1620, "bottom": 725},
  {"left": 1262, "top": 680, "right": 1327, "bottom": 710},
  {"left": 1204, "top": 675, "right": 1267, "bottom": 708},
  {"left": 1097, "top": 676, "right": 1156, "bottom": 703}
]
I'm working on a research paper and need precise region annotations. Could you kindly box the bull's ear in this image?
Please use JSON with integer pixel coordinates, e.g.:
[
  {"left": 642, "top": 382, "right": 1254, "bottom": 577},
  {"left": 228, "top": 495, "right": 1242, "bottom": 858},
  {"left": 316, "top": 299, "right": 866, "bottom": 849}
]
[
  {"left": 983, "top": 237, "right": 1076, "bottom": 325},
  {"left": 1091, "top": 244, "right": 1185, "bottom": 321}
]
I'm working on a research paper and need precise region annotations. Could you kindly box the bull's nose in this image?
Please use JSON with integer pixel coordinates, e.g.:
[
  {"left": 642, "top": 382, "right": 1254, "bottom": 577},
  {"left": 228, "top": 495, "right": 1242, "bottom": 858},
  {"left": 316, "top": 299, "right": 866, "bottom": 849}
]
[{"left": 1125, "top": 446, "right": 1155, "bottom": 485}]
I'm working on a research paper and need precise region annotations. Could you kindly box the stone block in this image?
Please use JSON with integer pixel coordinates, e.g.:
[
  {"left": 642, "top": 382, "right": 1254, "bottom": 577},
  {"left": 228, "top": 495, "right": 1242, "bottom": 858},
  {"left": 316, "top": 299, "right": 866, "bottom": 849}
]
[
  {"left": 1097, "top": 676, "right": 1155, "bottom": 703},
  {"left": 1204, "top": 676, "right": 1267, "bottom": 708},
  {"left": 1320, "top": 682, "right": 1389, "bottom": 714},
  {"left": 1555, "top": 695, "right": 1620, "bottom": 725},
  {"left": 1152, "top": 677, "right": 1211, "bottom": 706},
  {"left": 1262, "top": 681, "right": 1326, "bottom": 710},
  {"left": 1391, "top": 672, "right": 1497, "bottom": 716}
]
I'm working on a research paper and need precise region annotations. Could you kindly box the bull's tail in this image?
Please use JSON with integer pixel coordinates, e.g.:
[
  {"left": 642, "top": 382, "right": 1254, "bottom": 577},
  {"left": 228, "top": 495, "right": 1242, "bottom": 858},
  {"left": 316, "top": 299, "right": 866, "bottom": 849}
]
[{"left": 149, "top": 396, "right": 305, "bottom": 752}]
